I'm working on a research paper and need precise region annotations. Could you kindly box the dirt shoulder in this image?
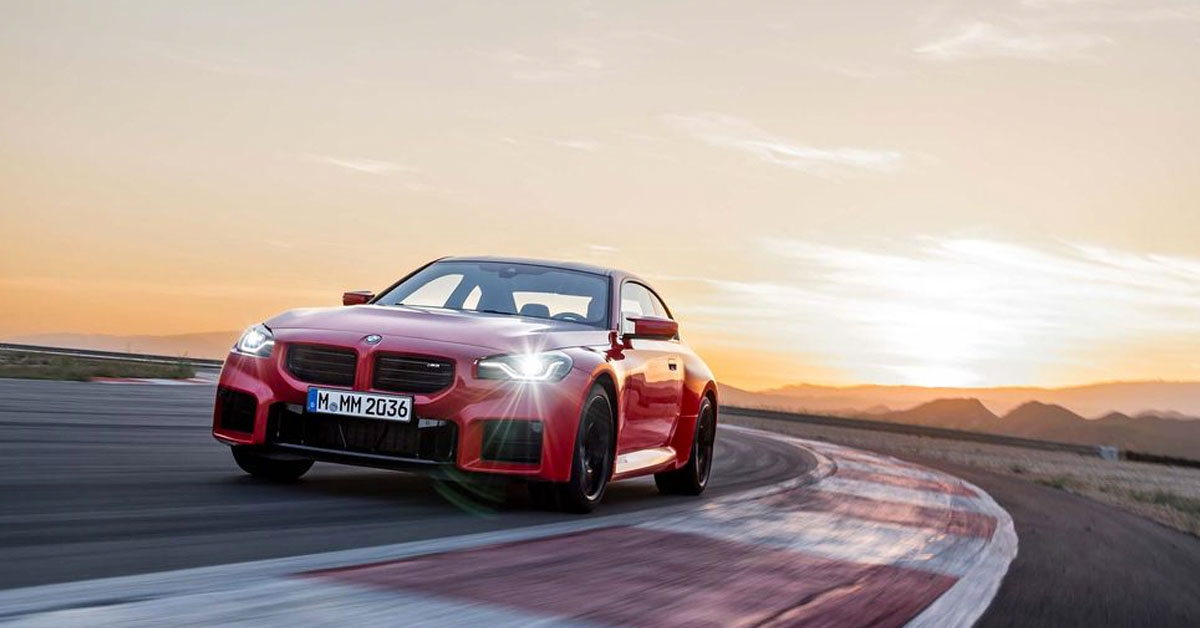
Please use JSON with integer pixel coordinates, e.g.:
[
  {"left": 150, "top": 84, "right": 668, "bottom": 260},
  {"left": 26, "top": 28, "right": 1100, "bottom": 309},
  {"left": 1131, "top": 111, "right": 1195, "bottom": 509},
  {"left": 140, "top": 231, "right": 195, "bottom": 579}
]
[{"left": 0, "top": 350, "right": 196, "bottom": 381}]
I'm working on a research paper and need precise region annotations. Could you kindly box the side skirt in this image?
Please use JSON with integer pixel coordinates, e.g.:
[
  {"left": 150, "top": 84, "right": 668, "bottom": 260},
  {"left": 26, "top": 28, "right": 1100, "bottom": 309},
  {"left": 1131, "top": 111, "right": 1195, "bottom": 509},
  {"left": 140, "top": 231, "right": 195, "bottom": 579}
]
[{"left": 613, "top": 447, "right": 677, "bottom": 480}]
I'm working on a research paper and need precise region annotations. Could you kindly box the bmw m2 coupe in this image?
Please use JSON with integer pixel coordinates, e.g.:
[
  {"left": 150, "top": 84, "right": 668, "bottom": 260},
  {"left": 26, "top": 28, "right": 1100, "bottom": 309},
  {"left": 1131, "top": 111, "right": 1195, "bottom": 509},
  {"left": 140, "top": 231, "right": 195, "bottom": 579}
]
[{"left": 213, "top": 257, "right": 718, "bottom": 512}]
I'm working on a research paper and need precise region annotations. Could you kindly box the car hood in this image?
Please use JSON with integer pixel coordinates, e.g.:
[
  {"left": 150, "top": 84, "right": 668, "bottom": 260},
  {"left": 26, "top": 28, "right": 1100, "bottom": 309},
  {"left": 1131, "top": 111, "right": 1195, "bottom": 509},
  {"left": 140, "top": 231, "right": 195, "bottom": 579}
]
[{"left": 265, "top": 305, "right": 610, "bottom": 353}]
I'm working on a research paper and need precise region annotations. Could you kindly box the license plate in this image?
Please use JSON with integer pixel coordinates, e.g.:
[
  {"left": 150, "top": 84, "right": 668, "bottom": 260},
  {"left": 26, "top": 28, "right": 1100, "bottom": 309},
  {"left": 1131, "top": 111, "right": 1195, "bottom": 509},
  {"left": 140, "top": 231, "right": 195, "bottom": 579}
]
[{"left": 306, "top": 387, "right": 413, "bottom": 422}]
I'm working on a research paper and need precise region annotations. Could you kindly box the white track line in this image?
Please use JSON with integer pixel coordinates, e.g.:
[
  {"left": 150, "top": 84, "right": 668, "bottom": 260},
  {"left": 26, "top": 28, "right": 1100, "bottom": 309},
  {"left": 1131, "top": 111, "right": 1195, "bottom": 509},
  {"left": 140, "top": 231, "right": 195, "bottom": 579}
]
[{"left": 906, "top": 477, "right": 1018, "bottom": 628}]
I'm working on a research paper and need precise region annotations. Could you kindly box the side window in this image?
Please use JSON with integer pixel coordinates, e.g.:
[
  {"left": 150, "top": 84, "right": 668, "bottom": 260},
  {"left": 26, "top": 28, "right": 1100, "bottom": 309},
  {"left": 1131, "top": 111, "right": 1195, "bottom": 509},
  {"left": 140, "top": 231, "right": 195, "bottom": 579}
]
[
  {"left": 624, "top": 284, "right": 652, "bottom": 333},
  {"left": 647, "top": 289, "right": 679, "bottom": 339},
  {"left": 648, "top": 291, "right": 672, "bottom": 320},
  {"left": 620, "top": 283, "right": 658, "bottom": 334}
]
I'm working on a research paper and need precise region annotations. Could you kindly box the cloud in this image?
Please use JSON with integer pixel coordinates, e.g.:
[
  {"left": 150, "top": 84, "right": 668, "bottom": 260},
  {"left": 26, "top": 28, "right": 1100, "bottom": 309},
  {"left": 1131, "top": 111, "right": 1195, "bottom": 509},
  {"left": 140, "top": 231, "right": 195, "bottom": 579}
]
[
  {"left": 0, "top": 275, "right": 332, "bottom": 302},
  {"left": 663, "top": 113, "right": 905, "bottom": 178},
  {"left": 484, "top": 30, "right": 679, "bottom": 82},
  {"left": 298, "top": 154, "right": 454, "bottom": 196},
  {"left": 551, "top": 139, "right": 599, "bottom": 152},
  {"left": 301, "top": 154, "right": 416, "bottom": 175},
  {"left": 485, "top": 50, "right": 606, "bottom": 82},
  {"left": 1019, "top": 0, "right": 1200, "bottom": 23},
  {"left": 660, "top": 237, "right": 1200, "bottom": 386},
  {"left": 141, "top": 42, "right": 282, "bottom": 79},
  {"left": 915, "top": 21, "right": 1113, "bottom": 61}
]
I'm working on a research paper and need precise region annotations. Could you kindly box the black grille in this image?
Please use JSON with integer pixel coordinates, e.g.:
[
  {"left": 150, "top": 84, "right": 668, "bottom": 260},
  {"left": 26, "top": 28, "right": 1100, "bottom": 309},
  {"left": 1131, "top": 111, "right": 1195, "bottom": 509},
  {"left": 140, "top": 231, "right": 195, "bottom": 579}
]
[
  {"left": 287, "top": 344, "right": 357, "bottom": 386},
  {"left": 216, "top": 387, "right": 256, "bottom": 433},
  {"left": 481, "top": 420, "right": 543, "bottom": 464},
  {"left": 266, "top": 405, "right": 456, "bottom": 463},
  {"left": 373, "top": 354, "right": 454, "bottom": 394}
]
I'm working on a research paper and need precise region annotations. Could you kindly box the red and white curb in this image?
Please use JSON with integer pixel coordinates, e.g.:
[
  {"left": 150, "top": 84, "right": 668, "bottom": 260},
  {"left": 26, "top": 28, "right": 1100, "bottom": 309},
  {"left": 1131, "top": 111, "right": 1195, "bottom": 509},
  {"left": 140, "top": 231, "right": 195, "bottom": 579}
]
[{"left": 0, "top": 425, "right": 1016, "bottom": 627}]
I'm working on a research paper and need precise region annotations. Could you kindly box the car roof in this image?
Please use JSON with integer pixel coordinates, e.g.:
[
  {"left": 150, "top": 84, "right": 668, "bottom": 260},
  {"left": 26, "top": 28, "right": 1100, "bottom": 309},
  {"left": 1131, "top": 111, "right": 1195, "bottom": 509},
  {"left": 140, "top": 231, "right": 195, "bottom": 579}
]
[{"left": 439, "top": 255, "right": 631, "bottom": 279}]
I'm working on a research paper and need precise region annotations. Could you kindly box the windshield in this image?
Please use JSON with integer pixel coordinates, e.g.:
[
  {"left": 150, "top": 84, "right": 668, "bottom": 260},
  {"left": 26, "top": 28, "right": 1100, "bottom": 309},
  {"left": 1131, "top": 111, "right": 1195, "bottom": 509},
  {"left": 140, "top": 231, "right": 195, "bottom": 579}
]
[{"left": 375, "top": 261, "right": 610, "bottom": 328}]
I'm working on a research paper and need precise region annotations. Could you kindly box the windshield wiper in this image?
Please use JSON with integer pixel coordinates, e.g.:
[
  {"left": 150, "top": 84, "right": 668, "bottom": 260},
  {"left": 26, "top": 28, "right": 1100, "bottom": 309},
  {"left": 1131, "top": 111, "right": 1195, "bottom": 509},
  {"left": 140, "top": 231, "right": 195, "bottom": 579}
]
[{"left": 473, "top": 308, "right": 518, "bottom": 317}]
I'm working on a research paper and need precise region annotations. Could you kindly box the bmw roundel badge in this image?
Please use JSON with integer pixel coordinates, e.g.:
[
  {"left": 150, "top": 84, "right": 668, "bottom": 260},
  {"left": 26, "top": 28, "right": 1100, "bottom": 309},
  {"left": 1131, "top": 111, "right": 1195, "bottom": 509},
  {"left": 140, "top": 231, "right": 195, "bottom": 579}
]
[{"left": 363, "top": 334, "right": 382, "bottom": 345}]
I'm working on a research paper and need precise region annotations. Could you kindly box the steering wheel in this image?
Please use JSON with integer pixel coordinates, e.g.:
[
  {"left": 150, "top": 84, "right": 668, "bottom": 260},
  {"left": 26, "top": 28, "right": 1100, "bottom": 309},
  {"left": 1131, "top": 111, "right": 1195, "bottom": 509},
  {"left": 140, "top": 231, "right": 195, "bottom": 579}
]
[{"left": 553, "top": 312, "right": 587, "bottom": 323}]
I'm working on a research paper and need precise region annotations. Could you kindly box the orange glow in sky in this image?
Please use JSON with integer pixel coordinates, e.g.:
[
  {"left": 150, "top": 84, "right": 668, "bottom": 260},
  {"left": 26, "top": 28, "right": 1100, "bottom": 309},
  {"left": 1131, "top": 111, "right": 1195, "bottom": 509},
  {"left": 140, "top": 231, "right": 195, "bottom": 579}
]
[{"left": 2, "top": 2, "right": 1199, "bottom": 390}]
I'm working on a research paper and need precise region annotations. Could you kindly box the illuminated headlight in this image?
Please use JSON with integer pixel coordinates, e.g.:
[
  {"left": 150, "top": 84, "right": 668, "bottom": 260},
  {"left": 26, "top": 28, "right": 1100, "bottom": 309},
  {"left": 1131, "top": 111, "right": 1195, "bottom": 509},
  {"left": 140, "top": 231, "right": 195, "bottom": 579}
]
[
  {"left": 477, "top": 351, "right": 573, "bottom": 382},
  {"left": 233, "top": 324, "right": 274, "bottom": 358}
]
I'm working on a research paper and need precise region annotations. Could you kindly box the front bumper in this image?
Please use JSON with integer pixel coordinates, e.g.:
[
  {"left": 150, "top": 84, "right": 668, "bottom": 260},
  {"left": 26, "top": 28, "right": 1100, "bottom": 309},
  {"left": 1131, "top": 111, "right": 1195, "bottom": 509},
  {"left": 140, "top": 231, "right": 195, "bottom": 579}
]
[{"left": 212, "top": 339, "right": 591, "bottom": 483}]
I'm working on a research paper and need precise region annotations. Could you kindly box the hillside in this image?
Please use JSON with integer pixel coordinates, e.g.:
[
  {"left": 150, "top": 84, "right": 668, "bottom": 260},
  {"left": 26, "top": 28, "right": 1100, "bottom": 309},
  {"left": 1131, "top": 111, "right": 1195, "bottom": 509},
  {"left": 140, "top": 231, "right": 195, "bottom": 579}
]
[
  {"left": 722, "top": 381, "right": 1200, "bottom": 419},
  {"left": 877, "top": 398, "right": 998, "bottom": 431},
  {"left": 876, "top": 399, "right": 1200, "bottom": 460},
  {"left": 721, "top": 383, "right": 1200, "bottom": 459}
]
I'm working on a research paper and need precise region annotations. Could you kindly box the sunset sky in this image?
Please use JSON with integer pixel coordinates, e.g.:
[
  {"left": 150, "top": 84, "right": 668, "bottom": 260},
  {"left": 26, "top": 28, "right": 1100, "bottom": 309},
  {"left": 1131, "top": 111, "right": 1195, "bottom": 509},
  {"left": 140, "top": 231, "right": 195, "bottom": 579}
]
[{"left": 2, "top": 1, "right": 1199, "bottom": 390}]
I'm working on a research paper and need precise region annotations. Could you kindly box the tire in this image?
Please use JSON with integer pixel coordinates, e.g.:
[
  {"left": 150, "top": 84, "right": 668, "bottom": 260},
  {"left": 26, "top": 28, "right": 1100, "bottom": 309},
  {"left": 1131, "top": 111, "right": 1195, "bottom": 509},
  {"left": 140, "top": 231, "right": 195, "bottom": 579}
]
[
  {"left": 231, "top": 447, "right": 313, "bottom": 482},
  {"left": 655, "top": 396, "right": 716, "bottom": 496},
  {"left": 530, "top": 384, "right": 614, "bottom": 514}
]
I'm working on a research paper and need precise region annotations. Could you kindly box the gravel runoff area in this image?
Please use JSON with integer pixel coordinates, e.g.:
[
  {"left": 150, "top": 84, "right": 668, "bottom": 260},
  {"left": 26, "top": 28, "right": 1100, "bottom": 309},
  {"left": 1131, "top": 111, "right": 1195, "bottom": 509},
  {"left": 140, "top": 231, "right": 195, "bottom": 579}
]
[{"left": 725, "top": 411, "right": 1200, "bottom": 537}]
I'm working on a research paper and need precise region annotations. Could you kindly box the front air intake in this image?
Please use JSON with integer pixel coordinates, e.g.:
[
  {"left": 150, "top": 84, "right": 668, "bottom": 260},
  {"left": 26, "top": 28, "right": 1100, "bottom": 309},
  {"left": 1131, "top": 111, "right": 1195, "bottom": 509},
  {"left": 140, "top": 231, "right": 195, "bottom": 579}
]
[
  {"left": 286, "top": 344, "right": 357, "bottom": 387},
  {"left": 265, "top": 404, "right": 456, "bottom": 463},
  {"left": 481, "top": 419, "right": 543, "bottom": 464},
  {"left": 216, "top": 387, "right": 257, "bottom": 433},
  {"left": 373, "top": 354, "right": 455, "bottom": 394}
]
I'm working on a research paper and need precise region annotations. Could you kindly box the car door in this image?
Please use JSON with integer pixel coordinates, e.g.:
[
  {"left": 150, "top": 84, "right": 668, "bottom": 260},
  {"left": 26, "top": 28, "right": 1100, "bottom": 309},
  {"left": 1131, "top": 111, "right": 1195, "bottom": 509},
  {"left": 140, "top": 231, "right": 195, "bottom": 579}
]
[{"left": 617, "top": 282, "right": 684, "bottom": 453}]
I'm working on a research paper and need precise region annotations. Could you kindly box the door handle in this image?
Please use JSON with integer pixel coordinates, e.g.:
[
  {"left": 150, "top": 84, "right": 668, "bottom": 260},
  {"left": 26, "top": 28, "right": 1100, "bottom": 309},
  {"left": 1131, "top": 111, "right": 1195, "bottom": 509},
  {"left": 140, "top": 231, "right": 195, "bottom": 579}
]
[{"left": 667, "top": 359, "right": 678, "bottom": 371}]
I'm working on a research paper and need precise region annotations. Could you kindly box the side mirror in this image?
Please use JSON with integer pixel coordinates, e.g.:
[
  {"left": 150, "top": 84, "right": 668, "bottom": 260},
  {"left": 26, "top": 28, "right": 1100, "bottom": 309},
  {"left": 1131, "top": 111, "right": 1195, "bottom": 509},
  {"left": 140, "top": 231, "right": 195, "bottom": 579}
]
[
  {"left": 342, "top": 290, "right": 374, "bottom": 306},
  {"left": 626, "top": 316, "right": 678, "bottom": 341}
]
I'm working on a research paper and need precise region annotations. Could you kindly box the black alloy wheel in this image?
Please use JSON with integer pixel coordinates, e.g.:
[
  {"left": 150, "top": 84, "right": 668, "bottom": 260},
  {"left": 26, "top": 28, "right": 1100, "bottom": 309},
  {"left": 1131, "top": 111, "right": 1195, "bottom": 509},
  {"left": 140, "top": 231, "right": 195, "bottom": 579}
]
[
  {"left": 655, "top": 396, "right": 716, "bottom": 495},
  {"left": 530, "top": 384, "right": 614, "bottom": 513}
]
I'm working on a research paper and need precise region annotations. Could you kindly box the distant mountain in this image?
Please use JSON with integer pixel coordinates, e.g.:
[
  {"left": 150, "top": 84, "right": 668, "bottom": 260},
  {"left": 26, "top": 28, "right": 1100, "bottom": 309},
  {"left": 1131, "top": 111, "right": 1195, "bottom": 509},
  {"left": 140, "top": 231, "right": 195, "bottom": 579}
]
[
  {"left": 1135, "top": 410, "right": 1196, "bottom": 421},
  {"left": 721, "top": 381, "right": 1200, "bottom": 420},
  {"left": 719, "top": 383, "right": 783, "bottom": 409},
  {"left": 878, "top": 398, "right": 998, "bottom": 431},
  {"left": 4, "top": 331, "right": 238, "bottom": 360},
  {"left": 1003, "top": 401, "right": 1200, "bottom": 459},
  {"left": 827, "top": 397, "right": 1200, "bottom": 460},
  {"left": 1002, "top": 401, "right": 1091, "bottom": 438}
]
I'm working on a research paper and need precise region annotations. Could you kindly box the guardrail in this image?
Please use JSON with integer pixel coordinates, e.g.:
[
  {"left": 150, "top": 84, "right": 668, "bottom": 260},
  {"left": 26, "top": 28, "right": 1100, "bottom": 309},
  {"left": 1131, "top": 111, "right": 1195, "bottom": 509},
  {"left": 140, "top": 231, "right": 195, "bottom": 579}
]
[
  {"left": 0, "top": 343, "right": 225, "bottom": 369},
  {"left": 1121, "top": 450, "right": 1200, "bottom": 470}
]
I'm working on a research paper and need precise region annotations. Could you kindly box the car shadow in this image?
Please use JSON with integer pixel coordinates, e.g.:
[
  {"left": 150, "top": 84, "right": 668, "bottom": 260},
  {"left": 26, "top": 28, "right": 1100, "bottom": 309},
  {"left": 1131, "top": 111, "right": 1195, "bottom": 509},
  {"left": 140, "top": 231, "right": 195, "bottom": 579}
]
[{"left": 226, "top": 464, "right": 681, "bottom": 516}]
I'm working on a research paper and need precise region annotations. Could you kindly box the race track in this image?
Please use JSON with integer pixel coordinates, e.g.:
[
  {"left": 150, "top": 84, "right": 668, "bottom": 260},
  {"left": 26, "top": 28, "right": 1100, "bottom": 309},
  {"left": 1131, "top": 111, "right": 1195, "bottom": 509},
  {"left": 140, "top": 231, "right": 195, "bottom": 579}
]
[
  {"left": 11, "top": 376, "right": 1194, "bottom": 626},
  {"left": 0, "top": 379, "right": 812, "bottom": 589}
]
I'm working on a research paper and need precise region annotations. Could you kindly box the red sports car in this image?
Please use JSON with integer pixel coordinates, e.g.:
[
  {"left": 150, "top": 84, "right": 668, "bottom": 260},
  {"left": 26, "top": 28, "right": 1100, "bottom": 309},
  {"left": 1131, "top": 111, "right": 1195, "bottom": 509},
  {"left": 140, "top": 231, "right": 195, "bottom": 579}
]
[{"left": 212, "top": 257, "right": 718, "bottom": 512}]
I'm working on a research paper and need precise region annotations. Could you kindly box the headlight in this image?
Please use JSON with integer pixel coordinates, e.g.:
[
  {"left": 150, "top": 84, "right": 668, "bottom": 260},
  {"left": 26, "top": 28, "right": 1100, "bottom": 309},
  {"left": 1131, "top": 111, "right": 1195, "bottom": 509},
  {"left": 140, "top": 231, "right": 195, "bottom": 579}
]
[
  {"left": 234, "top": 324, "right": 275, "bottom": 358},
  {"left": 477, "top": 350, "right": 573, "bottom": 382}
]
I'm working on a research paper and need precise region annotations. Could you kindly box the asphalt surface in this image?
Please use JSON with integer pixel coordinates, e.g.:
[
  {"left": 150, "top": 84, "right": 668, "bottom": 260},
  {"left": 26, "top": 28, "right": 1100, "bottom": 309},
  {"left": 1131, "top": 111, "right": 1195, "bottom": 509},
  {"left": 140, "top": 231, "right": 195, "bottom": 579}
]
[
  {"left": 7, "top": 379, "right": 1198, "bottom": 627},
  {"left": 0, "top": 378, "right": 814, "bottom": 590},
  {"left": 922, "top": 459, "right": 1200, "bottom": 628},
  {"left": 721, "top": 412, "right": 1200, "bottom": 628}
]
